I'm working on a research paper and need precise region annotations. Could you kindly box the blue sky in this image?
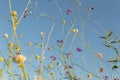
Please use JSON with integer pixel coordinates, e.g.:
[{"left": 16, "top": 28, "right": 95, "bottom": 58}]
[{"left": 0, "top": 0, "right": 120, "bottom": 80}]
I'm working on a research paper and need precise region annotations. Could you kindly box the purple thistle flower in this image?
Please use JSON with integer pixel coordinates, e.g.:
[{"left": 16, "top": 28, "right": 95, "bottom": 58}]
[
  {"left": 68, "top": 65, "right": 72, "bottom": 69},
  {"left": 50, "top": 55, "right": 56, "bottom": 61},
  {"left": 76, "top": 48, "right": 82, "bottom": 52}
]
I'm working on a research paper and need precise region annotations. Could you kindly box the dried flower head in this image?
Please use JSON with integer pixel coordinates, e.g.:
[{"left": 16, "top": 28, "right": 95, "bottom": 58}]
[
  {"left": 97, "top": 53, "right": 103, "bottom": 58},
  {"left": 100, "top": 67, "right": 104, "bottom": 72}
]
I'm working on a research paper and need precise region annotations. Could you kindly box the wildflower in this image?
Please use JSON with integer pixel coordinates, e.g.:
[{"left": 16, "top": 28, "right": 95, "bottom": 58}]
[
  {"left": 61, "top": 20, "right": 66, "bottom": 25},
  {"left": 19, "top": 63, "right": 25, "bottom": 69},
  {"left": 87, "top": 73, "right": 92, "bottom": 78},
  {"left": 48, "top": 64, "right": 53, "bottom": 69},
  {"left": 11, "top": 11, "right": 17, "bottom": 17},
  {"left": 8, "top": 42, "right": 14, "bottom": 48},
  {"left": 35, "top": 55, "right": 40, "bottom": 60},
  {"left": 72, "top": 29, "right": 79, "bottom": 33},
  {"left": 50, "top": 55, "right": 56, "bottom": 62},
  {"left": 66, "top": 9, "right": 72, "bottom": 15},
  {"left": 76, "top": 48, "right": 82, "bottom": 52},
  {"left": 0, "top": 57, "right": 4, "bottom": 62},
  {"left": 97, "top": 53, "right": 103, "bottom": 58},
  {"left": 4, "top": 33, "right": 8, "bottom": 39},
  {"left": 88, "top": 6, "right": 94, "bottom": 11},
  {"left": 57, "top": 39, "right": 64, "bottom": 44},
  {"left": 99, "top": 67, "right": 104, "bottom": 72},
  {"left": 15, "top": 46, "right": 20, "bottom": 51},
  {"left": 57, "top": 62, "right": 61, "bottom": 66},
  {"left": 15, "top": 54, "right": 26, "bottom": 64},
  {"left": 64, "top": 65, "right": 72, "bottom": 69}
]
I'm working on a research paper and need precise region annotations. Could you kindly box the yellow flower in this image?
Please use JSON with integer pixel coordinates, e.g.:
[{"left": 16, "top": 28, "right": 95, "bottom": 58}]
[
  {"left": 0, "top": 57, "right": 4, "bottom": 62},
  {"left": 8, "top": 42, "right": 14, "bottom": 48},
  {"left": 57, "top": 62, "right": 61, "bottom": 66},
  {"left": 35, "top": 55, "right": 39, "bottom": 60},
  {"left": 48, "top": 64, "right": 53, "bottom": 69},
  {"left": 11, "top": 11, "right": 17, "bottom": 17},
  {"left": 87, "top": 73, "right": 92, "bottom": 78},
  {"left": 15, "top": 46, "right": 20, "bottom": 51},
  {"left": 4, "top": 34, "right": 8, "bottom": 39},
  {"left": 19, "top": 63, "right": 25, "bottom": 69},
  {"left": 97, "top": 53, "right": 103, "bottom": 59},
  {"left": 15, "top": 54, "right": 26, "bottom": 64},
  {"left": 71, "top": 29, "right": 79, "bottom": 33}
]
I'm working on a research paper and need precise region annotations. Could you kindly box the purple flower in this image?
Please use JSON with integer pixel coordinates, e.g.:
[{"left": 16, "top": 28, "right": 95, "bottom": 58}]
[
  {"left": 57, "top": 39, "right": 64, "bottom": 44},
  {"left": 68, "top": 65, "right": 72, "bottom": 69},
  {"left": 88, "top": 6, "right": 94, "bottom": 11},
  {"left": 76, "top": 48, "right": 82, "bottom": 52},
  {"left": 66, "top": 9, "right": 72, "bottom": 15},
  {"left": 50, "top": 55, "right": 56, "bottom": 61}
]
